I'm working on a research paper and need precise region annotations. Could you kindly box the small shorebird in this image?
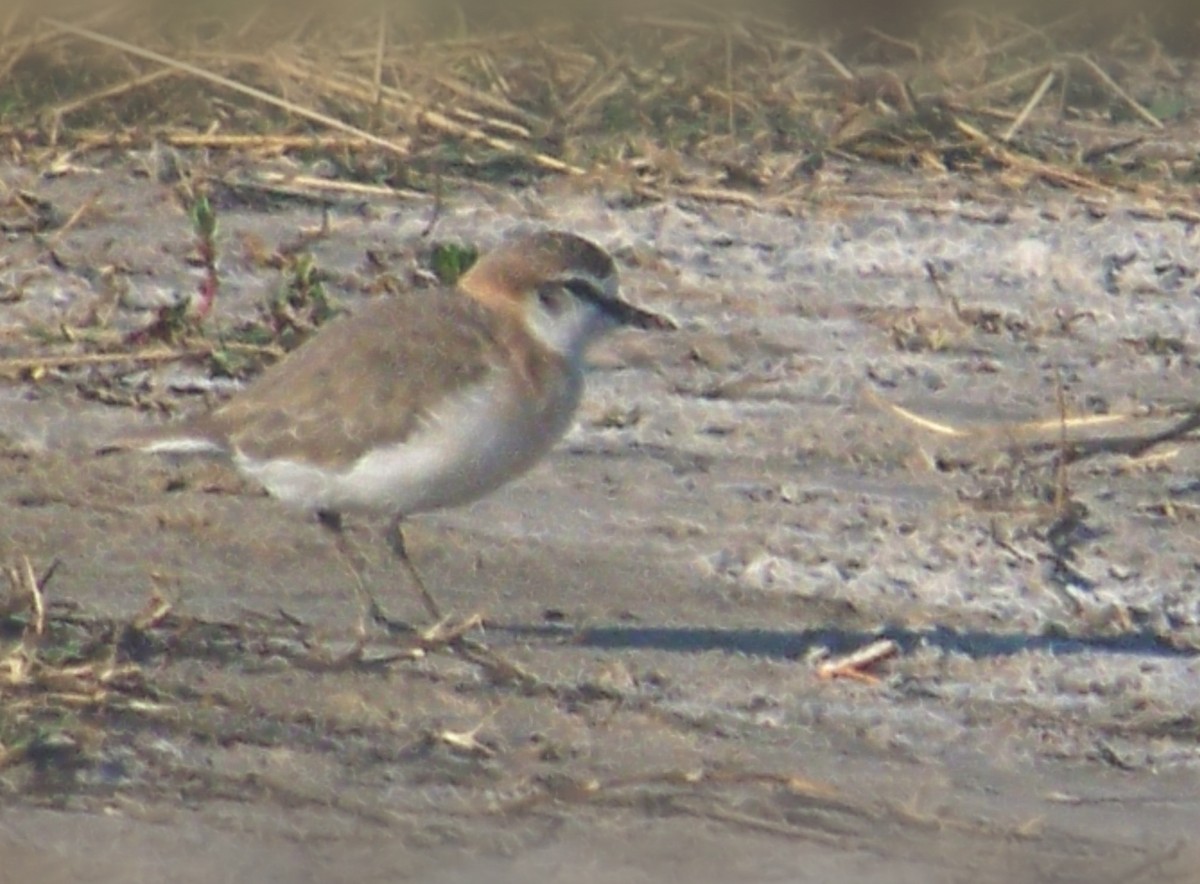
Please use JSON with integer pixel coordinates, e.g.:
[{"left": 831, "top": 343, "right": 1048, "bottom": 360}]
[{"left": 106, "top": 230, "right": 674, "bottom": 624}]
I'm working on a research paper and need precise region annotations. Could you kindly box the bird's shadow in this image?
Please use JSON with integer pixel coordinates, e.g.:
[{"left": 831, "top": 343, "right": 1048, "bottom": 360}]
[{"left": 494, "top": 621, "right": 1199, "bottom": 662}]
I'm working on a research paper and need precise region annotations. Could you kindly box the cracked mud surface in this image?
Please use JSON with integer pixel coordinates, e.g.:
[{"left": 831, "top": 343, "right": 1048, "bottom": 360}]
[{"left": 3, "top": 156, "right": 1200, "bottom": 882}]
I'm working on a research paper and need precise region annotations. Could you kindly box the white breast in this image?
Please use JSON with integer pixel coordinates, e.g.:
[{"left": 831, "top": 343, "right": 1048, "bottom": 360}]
[{"left": 233, "top": 370, "right": 582, "bottom": 517}]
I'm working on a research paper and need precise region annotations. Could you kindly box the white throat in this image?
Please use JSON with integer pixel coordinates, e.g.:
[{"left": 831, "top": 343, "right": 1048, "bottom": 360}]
[{"left": 525, "top": 303, "right": 613, "bottom": 365}]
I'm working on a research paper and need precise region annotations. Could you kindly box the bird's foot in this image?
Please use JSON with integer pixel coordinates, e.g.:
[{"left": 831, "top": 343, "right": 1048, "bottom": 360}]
[
  {"left": 366, "top": 598, "right": 420, "bottom": 637},
  {"left": 364, "top": 599, "right": 540, "bottom": 690}
]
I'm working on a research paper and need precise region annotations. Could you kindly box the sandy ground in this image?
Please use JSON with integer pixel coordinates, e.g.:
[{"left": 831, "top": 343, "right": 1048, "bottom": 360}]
[{"left": 3, "top": 155, "right": 1200, "bottom": 882}]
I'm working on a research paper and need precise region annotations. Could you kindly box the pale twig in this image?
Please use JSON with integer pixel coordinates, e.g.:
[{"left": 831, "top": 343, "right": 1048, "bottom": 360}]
[
  {"left": 954, "top": 118, "right": 1113, "bottom": 192},
  {"left": 1071, "top": 53, "right": 1163, "bottom": 130},
  {"left": 964, "top": 63, "right": 1054, "bottom": 100},
  {"left": 18, "top": 556, "right": 45, "bottom": 638},
  {"left": 371, "top": 3, "right": 386, "bottom": 107},
  {"left": 817, "top": 639, "right": 899, "bottom": 683},
  {"left": 49, "top": 68, "right": 177, "bottom": 122},
  {"left": 44, "top": 187, "right": 105, "bottom": 248},
  {"left": 1001, "top": 68, "right": 1056, "bottom": 142},
  {"left": 235, "top": 171, "right": 430, "bottom": 202},
  {"left": 862, "top": 26, "right": 921, "bottom": 60}
]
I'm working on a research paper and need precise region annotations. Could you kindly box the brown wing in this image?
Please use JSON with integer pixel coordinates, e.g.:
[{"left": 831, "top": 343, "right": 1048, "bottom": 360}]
[{"left": 194, "top": 288, "right": 504, "bottom": 468}]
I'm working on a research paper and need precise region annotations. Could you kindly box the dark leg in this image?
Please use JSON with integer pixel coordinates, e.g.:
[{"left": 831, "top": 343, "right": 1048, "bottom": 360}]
[
  {"left": 311, "top": 513, "right": 524, "bottom": 680},
  {"left": 387, "top": 514, "right": 444, "bottom": 620},
  {"left": 317, "top": 508, "right": 389, "bottom": 633}
]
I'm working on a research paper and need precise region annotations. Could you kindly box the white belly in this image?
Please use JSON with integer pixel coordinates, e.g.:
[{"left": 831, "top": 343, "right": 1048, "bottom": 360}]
[{"left": 233, "top": 373, "right": 581, "bottom": 516}]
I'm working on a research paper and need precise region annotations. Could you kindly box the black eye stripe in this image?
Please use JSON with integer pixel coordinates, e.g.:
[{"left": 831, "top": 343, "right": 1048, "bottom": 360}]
[
  {"left": 562, "top": 277, "right": 605, "bottom": 301},
  {"left": 544, "top": 273, "right": 668, "bottom": 330}
]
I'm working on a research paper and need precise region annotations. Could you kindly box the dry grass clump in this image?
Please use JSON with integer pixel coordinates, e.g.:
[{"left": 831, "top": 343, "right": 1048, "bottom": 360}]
[
  {"left": 0, "top": 556, "right": 164, "bottom": 786},
  {"left": 0, "top": 0, "right": 1193, "bottom": 199}
]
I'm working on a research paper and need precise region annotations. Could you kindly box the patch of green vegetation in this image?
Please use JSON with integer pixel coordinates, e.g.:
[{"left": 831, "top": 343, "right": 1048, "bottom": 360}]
[
  {"left": 1147, "top": 92, "right": 1188, "bottom": 121},
  {"left": 125, "top": 298, "right": 197, "bottom": 348},
  {"left": 190, "top": 193, "right": 218, "bottom": 245},
  {"left": 31, "top": 632, "right": 90, "bottom": 668},
  {"left": 429, "top": 242, "right": 479, "bottom": 285},
  {"left": 599, "top": 98, "right": 640, "bottom": 134},
  {"left": 208, "top": 252, "right": 342, "bottom": 377},
  {"left": 0, "top": 90, "right": 29, "bottom": 123},
  {"left": 273, "top": 253, "right": 338, "bottom": 334}
]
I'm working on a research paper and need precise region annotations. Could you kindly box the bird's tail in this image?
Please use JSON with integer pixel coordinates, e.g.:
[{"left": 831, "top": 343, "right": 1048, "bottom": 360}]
[{"left": 96, "top": 421, "right": 227, "bottom": 457}]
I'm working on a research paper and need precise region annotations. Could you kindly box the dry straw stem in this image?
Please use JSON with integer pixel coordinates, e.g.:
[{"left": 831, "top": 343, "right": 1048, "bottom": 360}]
[
  {"left": 1070, "top": 53, "right": 1163, "bottom": 130},
  {"left": 816, "top": 638, "right": 899, "bottom": 682},
  {"left": 869, "top": 389, "right": 1131, "bottom": 441},
  {"left": 4, "top": 555, "right": 46, "bottom": 638},
  {"left": 1000, "top": 67, "right": 1056, "bottom": 142},
  {"left": 870, "top": 388, "right": 1200, "bottom": 465},
  {"left": 49, "top": 68, "right": 178, "bottom": 123},
  {"left": 43, "top": 186, "right": 104, "bottom": 247},
  {"left": 953, "top": 118, "right": 1114, "bottom": 193},
  {"left": 970, "top": 50, "right": 1165, "bottom": 145},
  {"left": 0, "top": 556, "right": 159, "bottom": 729},
  {"left": 238, "top": 171, "right": 431, "bottom": 202}
]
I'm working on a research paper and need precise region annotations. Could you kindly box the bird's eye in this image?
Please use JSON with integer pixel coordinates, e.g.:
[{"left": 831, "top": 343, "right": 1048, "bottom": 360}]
[
  {"left": 563, "top": 278, "right": 604, "bottom": 302},
  {"left": 537, "top": 285, "right": 567, "bottom": 313}
]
